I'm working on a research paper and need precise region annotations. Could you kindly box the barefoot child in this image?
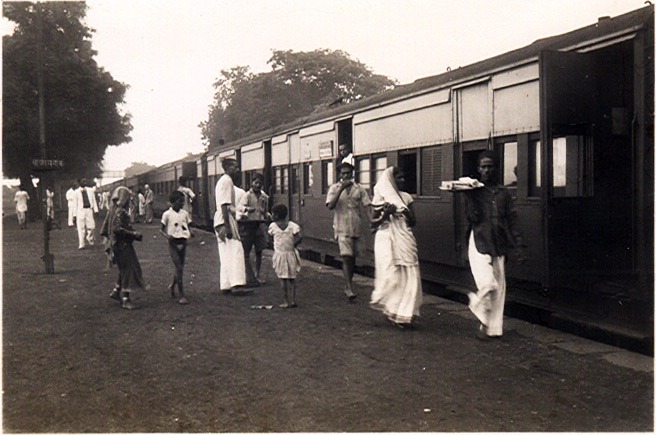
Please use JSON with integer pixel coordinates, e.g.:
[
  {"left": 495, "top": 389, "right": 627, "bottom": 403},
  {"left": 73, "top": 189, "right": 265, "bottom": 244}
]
[
  {"left": 268, "top": 204, "right": 302, "bottom": 308},
  {"left": 161, "top": 190, "right": 193, "bottom": 305}
]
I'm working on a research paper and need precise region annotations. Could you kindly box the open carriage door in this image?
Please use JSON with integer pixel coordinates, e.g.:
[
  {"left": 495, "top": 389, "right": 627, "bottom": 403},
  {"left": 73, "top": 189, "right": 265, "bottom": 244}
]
[
  {"left": 540, "top": 48, "right": 634, "bottom": 291},
  {"left": 453, "top": 80, "right": 492, "bottom": 269}
]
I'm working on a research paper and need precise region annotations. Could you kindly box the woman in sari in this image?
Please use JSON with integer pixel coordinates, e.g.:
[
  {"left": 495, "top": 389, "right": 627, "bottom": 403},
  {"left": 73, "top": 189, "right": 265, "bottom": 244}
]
[
  {"left": 370, "top": 167, "right": 422, "bottom": 328},
  {"left": 100, "top": 186, "right": 145, "bottom": 310}
]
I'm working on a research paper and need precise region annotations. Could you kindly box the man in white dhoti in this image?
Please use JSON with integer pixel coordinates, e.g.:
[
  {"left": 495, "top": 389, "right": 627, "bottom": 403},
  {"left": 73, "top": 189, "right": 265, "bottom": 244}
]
[
  {"left": 461, "top": 151, "right": 524, "bottom": 339},
  {"left": 369, "top": 167, "right": 422, "bottom": 329},
  {"left": 214, "top": 158, "right": 248, "bottom": 294}
]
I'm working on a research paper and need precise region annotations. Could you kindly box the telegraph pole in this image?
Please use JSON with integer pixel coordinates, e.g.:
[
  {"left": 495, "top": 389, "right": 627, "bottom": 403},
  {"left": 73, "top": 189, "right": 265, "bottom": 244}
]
[{"left": 35, "top": 3, "right": 55, "bottom": 273}]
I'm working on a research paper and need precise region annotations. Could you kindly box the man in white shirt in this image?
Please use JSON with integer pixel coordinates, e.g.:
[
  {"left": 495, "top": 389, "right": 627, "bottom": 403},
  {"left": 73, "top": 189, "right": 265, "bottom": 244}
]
[
  {"left": 326, "top": 162, "right": 371, "bottom": 301},
  {"left": 72, "top": 178, "right": 99, "bottom": 249},
  {"left": 214, "top": 159, "right": 247, "bottom": 293},
  {"left": 14, "top": 185, "right": 30, "bottom": 230},
  {"left": 66, "top": 182, "right": 77, "bottom": 227}
]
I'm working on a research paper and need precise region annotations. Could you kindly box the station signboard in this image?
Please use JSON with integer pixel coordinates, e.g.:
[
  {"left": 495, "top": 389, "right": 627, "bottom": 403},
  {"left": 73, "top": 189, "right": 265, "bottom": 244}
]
[{"left": 32, "top": 159, "right": 64, "bottom": 171}]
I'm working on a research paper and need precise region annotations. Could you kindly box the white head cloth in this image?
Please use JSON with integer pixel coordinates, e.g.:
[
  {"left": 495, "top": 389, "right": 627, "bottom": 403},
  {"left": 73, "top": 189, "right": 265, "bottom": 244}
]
[{"left": 372, "top": 167, "right": 407, "bottom": 210}]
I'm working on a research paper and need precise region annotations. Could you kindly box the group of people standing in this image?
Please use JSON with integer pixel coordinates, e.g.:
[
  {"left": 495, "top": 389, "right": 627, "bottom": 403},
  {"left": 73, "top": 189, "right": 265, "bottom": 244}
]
[
  {"left": 30, "top": 148, "right": 522, "bottom": 339},
  {"left": 214, "top": 158, "right": 302, "bottom": 307},
  {"left": 209, "top": 147, "right": 522, "bottom": 339}
]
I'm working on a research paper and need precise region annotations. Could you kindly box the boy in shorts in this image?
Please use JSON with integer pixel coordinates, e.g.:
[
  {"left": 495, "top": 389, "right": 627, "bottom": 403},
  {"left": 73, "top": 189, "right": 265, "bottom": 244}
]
[{"left": 326, "top": 162, "right": 371, "bottom": 301}]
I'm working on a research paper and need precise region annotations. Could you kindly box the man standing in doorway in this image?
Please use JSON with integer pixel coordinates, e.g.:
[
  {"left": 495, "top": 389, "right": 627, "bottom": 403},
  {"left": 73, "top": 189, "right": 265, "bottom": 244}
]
[
  {"left": 72, "top": 178, "right": 99, "bottom": 249},
  {"left": 338, "top": 143, "right": 354, "bottom": 166},
  {"left": 144, "top": 184, "right": 154, "bottom": 223},
  {"left": 461, "top": 150, "right": 524, "bottom": 340},
  {"left": 326, "top": 162, "right": 371, "bottom": 301},
  {"left": 214, "top": 158, "right": 247, "bottom": 294},
  {"left": 178, "top": 176, "right": 196, "bottom": 223}
]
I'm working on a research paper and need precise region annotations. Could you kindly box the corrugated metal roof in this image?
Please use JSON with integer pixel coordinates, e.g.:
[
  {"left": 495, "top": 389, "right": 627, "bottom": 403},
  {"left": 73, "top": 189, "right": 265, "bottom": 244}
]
[{"left": 213, "top": 5, "right": 653, "bottom": 153}]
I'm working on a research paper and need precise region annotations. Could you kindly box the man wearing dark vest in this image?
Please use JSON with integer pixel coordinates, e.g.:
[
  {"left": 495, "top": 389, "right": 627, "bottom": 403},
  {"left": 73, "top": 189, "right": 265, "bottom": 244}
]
[{"left": 72, "top": 178, "right": 99, "bottom": 249}]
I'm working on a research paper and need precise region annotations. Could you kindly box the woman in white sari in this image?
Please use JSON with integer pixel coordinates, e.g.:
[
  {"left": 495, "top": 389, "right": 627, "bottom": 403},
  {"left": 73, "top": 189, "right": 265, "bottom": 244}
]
[{"left": 370, "top": 167, "right": 422, "bottom": 328}]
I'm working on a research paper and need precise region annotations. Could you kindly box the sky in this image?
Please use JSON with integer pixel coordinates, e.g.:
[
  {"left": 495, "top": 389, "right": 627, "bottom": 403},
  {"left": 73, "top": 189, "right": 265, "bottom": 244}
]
[{"left": 8, "top": 0, "right": 650, "bottom": 173}]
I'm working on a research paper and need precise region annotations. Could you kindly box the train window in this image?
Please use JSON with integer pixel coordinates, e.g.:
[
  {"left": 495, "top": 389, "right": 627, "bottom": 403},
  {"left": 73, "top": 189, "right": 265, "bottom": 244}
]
[
  {"left": 282, "top": 167, "right": 289, "bottom": 194},
  {"left": 356, "top": 157, "right": 371, "bottom": 191},
  {"left": 274, "top": 167, "right": 283, "bottom": 194},
  {"left": 372, "top": 155, "right": 387, "bottom": 187},
  {"left": 322, "top": 160, "right": 334, "bottom": 194},
  {"left": 291, "top": 166, "right": 300, "bottom": 195},
  {"left": 529, "top": 140, "right": 541, "bottom": 197},
  {"left": 502, "top": 142, "right": 518, "bottom": 190},
  {"left": 398, "top": 151, "right": 417, "bottom": 194},
  {"left": 553, "top": 136, "right": 592, "bottom": 197},
  {"left": 303, "top": 163, "right": 312, "bottom": 194},
  {"left": 421, "top": 146, "right": 442, "bottom": 197}
]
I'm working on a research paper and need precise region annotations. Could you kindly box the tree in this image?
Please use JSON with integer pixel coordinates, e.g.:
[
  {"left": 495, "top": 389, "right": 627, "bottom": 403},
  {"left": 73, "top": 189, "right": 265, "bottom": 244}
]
[
  {"left": 200, "top": 49, "right": 396, "bottom": 147},
  {"left": 3, "top": 2, "right": 132, "bottom": 189},
  {"left": 124, "top": 161, "right": 157, "bottom": 178}
]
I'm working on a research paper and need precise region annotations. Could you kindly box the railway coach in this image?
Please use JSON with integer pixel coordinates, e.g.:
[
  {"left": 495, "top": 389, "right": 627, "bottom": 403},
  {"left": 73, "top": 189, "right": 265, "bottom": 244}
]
[
  {"left": 203, "top": 6, "right": 653, "bottom": 352},
  {"left": 102, "top": 6, "right": 654, "bottom": 352}
]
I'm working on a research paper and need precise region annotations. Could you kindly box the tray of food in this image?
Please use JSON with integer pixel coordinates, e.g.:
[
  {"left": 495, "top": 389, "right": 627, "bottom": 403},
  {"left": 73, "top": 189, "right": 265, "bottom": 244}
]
[{"left": 439, "top": 177, "right": 485, "bottom": 191}]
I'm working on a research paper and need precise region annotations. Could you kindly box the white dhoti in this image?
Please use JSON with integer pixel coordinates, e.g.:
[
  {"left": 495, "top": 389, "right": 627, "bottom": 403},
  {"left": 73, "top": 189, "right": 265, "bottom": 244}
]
[
  {"left": 467, "top": 232, "right": 506, "bottom": 336},
  {"left": 217, "top": 236, "right": 246, "bottom": 290},
  {"left": 67, "top": 203, "right": 75, "bottom": 227}
]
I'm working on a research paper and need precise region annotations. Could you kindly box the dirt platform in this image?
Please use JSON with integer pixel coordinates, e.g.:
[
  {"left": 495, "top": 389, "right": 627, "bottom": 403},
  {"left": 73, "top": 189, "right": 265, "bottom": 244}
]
[{"left": 2, "top": 216, "right": 653, "bottom": 432}]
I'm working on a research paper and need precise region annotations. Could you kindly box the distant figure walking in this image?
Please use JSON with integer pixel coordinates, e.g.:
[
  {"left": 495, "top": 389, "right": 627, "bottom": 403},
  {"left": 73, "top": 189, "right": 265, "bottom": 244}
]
[
  {"left": 98, "top": 190, "right": 109, "bottom": 212},
  {"left": 268, "top": 204, "right": 302, "bottom": 308},
  {"left": 161, "top": 190, "right": 193, "bottom": 305},
  {"left": 128, "top": 187, "right": 138, "bottom": 224},
  {"left": 46, "top": 188, "right": 55, "bottom": 220},
  {"left": 326, "top": 162, "right": 371, "bottom": 301},
  {"left": 138, "top": 189, "right": 146, "bottom": 221},
  {"left": 72, "top": 178, "right": 98, "bottom": 249},
  {"left": 143, "top": 184, "right": 154, "bottom": 223},
  {"left": 46, "top": 187, "right": 60, "bottom": 229},
  {"left": 66, "top": 182, "right": 77, "bottom": 227},
  {"left": 214, "top": 158, "right": 247, "bottom": 294},
  {"left": 101, "top": 186, "right": 145, "bottom": 310},
  {"left": 369, "top": 167, "right": 422, "bottom": 329},
  {"left": 14, "top": 185, "right": 30, "bottom": 229}
]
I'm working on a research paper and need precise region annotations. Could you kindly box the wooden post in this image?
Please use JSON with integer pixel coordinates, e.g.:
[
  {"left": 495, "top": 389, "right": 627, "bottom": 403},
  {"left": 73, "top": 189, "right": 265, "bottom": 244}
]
[{"left": 36, "top": 3, "right": 54, "bottom": 274}]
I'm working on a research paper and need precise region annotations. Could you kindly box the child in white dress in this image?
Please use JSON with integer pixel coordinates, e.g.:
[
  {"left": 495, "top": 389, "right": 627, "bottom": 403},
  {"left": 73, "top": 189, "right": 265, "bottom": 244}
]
[{"left": 268, "top": 204, "right": 302, "bottom": 308}]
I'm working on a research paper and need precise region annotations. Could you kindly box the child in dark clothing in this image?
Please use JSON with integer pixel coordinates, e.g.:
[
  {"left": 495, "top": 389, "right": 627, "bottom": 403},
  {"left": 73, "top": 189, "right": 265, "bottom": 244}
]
[{"left": 101, "top": 186, "right": 145, "bottom": 310}]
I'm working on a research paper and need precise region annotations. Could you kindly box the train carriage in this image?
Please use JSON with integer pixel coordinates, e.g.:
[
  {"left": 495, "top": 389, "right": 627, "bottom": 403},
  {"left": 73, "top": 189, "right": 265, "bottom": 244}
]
[
  {"left": 249, "top": 6, "right": 653, "bottom": 351},
  {"left": 104, "top": 6, "right": 653, "bottom": 352}
]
